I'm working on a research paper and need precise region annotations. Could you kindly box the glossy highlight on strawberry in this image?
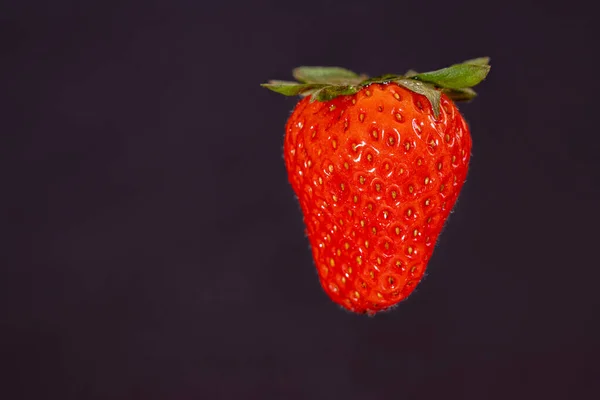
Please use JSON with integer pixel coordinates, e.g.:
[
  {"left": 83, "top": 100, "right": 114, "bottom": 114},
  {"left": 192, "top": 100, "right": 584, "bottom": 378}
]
[{"left": 262, "top": 58, "right": 490, "bottom": 315}]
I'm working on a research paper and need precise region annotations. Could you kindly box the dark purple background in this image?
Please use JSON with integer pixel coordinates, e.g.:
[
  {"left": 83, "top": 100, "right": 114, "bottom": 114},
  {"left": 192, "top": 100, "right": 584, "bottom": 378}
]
[{"left": 2, "top": 1, "right": 599, "bottom": 399}]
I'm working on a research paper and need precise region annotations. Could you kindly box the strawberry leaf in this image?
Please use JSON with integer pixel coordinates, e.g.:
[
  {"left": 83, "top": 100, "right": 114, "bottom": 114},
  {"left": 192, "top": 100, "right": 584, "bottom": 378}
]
[
  {"left": 262, "top": 57, "right": 490, "bottom": 105},
  {"left": 442, "top": 87, "right": 478, "bottom": 102},
  {"left": 395, "top": 78, "right": 442, "bottom": 119},
  {"left": 411, "top": 59, "right": 490, "bottom": 90},
  {"left": 462, "top": 57, "right": 491, "bottom": 66},
  {"left": 359, "top": 74, "right": 399, "bottom": 86},
  {"left": 310, "top": 85, "right": 361, "bottom": 102},
  {"left": 293, "top": 67, "right": 364, "bottom": 85},
  {"left": 261, "top": 81, "right": 327, "bottom": 96}
]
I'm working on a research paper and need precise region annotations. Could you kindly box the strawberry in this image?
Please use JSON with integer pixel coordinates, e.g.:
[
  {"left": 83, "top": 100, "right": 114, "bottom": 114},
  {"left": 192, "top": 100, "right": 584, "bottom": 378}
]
[{"left": 262, "top": 58, "right": 490, "bottom": 315}]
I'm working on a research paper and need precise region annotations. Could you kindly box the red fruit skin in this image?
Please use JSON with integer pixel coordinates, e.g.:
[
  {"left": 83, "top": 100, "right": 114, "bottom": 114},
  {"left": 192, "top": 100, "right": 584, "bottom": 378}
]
[{"left": 283, "top": 83, "right": 472, "bottom": 315}]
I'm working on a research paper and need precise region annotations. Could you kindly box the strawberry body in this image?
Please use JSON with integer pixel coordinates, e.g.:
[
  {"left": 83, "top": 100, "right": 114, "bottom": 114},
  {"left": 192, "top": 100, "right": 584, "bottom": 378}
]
[{"left": 284, "top": 83, "right": 471, "bottom": 314}]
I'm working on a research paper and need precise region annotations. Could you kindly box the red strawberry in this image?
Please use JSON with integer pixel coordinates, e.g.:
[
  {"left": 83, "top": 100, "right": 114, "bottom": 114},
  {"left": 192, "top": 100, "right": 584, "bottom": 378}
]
[{"left": 262, "top": 58, "right": 490, "bottom": 315}]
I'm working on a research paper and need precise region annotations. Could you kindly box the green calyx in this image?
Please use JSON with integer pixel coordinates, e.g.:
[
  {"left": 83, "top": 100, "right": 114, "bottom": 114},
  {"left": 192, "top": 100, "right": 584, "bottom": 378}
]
[{"left": 261, "top": 57, "right": 491, "bottom": 118}]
